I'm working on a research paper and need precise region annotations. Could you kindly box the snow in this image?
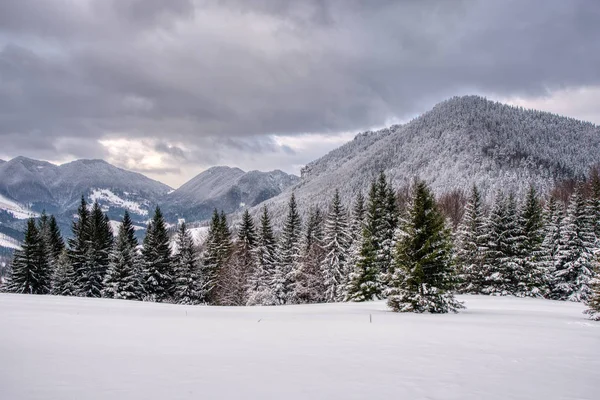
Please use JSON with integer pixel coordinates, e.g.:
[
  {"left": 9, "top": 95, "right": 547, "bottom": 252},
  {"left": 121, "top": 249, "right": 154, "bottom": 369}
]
[
  {"left": 0, "top": 193, "right": 38, "bottom": 219},
  {"left": 188, "top": 226, "right": 209, "bottom": 245},
  {"left": 0, "top": 233, "right": 21, "bottom": 250},
  {"left": 108, "top": 220, "right": 145, "bottom": 234},
  {"left": 0, "top": 295, "right": 597, "bottom": 400},
  {"left": 89, "top": 188, "right": 148, "bottom": 216}
]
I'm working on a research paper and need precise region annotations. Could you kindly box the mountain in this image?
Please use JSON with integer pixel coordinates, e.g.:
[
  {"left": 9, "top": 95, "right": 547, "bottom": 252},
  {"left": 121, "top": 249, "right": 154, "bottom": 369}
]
[
  {"left": 253, "top": 95, "right": 600, "bottom": 222},
  {"left": 0, "top": 157, "right": 173, "bottom": 250},
  {"left": 163, "top": 166, "right": 299, "bottom": 221}
]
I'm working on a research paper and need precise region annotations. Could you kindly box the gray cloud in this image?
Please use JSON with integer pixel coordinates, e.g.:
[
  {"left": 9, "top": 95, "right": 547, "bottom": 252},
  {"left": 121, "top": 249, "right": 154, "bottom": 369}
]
[{"left": 0, "top": 0, "right": 599, "bottom": 185}]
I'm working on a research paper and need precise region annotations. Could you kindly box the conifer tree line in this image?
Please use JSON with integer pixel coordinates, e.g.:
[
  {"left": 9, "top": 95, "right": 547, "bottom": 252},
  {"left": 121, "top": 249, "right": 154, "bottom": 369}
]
[{"left": 3, "top": 171, "right": 600, "bottom": 318}]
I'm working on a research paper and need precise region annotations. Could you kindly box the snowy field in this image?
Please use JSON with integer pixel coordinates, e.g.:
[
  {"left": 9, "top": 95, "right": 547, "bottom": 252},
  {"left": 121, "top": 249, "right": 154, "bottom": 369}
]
[{"left": 0, "top": 295, "right": 598, "bottom": 400}]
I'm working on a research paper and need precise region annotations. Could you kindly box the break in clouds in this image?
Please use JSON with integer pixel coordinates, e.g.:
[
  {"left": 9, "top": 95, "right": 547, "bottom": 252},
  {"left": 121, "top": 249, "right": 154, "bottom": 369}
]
[{"left": 0, "top": 0, "right": 599, "bottom": 186}]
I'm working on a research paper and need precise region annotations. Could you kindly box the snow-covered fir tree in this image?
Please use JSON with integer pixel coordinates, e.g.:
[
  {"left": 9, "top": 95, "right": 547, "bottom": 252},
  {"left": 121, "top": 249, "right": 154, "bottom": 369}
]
[
  {"left": 293, "top": 206, "right": 325, "bottom": 304},
  {"left": 454, "top": 185, "right": 487, "bottom": 293},
  {"left": 483, "top": 193, "right": 523, "bottom": 295},
  {"left": 516, "top": 186, "right": 547, "bottom": 297},
  {"left": 51, "top": 250, "right": 75, "bottom": 296},
  {"left": 587, "top": 167, "right": 600, "bottom": 240},
  {"left": 202, "top": 210, "right": 233, "bottom": 304},
  {"left": 172, "top": 221, "right": 203, "bottom": 305},
  {"left": 540, "top": 196, "right": 563, "bottom": 281},
  {"left": 552, "top": 188, "right": 596, "bottom": 301},
  {"left": 102, "top": 211, "right": 140, "bottom": 300},
  {"left": 247, "top": 206, "right": 278, "bottom": 306},
  {"left": 584, "top": 258, "right": 600, "bottom": 320},
  {"left": 342, "top": 192, "right": 366, "bottom": 300},
  {"left": 68, "top": 196, "right": 90, "bottom": 294},
  {"left": 387, "top": 180, "right": 463, "bottom": 313},
  {"left": 217, "top": 210, "right": 257, "bottom": 306},
  {"left": 141, "top": 206, "right": 173, "bottom": 302},
  {"left": 7, "top": 218, "right": 52, "bottom": 294},
  {"left": 345, "top": 174, "right": 396, "bottom": 301},
  {"left": 320, "top": 189, "right": 351, "bottom": 302},
  {"left": 79, "top": 201, "right": 114, "bottom": 298},
  {"left": 274, "top": 194, "right": 302, "bottom": 304}
]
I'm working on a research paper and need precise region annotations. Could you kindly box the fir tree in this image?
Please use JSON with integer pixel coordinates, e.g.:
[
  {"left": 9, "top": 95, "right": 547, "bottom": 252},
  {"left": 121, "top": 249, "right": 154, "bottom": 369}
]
[
  {"left": 294, "top": 206, "right": 325, "bottom": 304},
  {"left": 141, "top": 206, "right": 173, "bottom": 302},
  {"left": 583, "top": 259, "right": 600, "bottom": 320},
  {"left": 51, "top": 250, "right": 75, "bottom": 296},
  {"left": 274, "top": 194, "right": 302, "bottom": 304},
  {"left": 47, "top": 215, "right": 65, "bottom": 263},
  {"left": 483, "top": 193, "right": 523, "bottom": 295},
  {"left": 455, "top": 185, "right": 487, "bottom": 293},
  {"left": 345, "top": 174, "right": 396, "bottom": 302},
  {"left": 102, "top": 211, "right": 140, "bottom": 300},
  {"left": 68, "top": 196, "right": 90, "bottom": 294},
  {"left": 79, "top": 201, "right": 114, "bottom": 298},
  {"left": 342, "top": 192, "right": 366, "bottom": 300},
  {"left": 587, "top": 167, "right": 600, "bottom": 240},
  {"left": 321, "top": 190, "right": 351, "bottom": 302},
  {"left": 172, "top": 221, "right": 203, "bottom": 305},
  {"left": 387, "top": 181, "right": 463, "bottom": 313},
  {"left": 7, "top": 218, "right": 51, "bottom": 294},
  {"left": 553, "top": 188, "right": 595, "bottom": 301},
  {"left": 217, "top": 210, "right": 257, "bottom": 306},
  {"left": 202, "top": 209, "right": 233, "bottom": 304},
  {"left": 540, "top": 196, "right": 563, "bottom": 285},
  {"left": 247, "top": 206, "right": 278, "bottom": 306},
  {"left": 516, "top": 186, "right": 547, "bottom": 297}
]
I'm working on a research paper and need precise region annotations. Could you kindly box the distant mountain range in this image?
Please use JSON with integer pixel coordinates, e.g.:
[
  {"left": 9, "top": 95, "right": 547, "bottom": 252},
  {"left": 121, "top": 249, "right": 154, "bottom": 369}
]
[{"left": 2, "top": 95, "right": 600, "bottom": 252}]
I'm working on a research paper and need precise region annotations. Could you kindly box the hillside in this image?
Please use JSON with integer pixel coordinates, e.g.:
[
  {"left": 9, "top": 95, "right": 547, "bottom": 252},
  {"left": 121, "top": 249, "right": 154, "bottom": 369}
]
[
  {"left": 254, "top": 95, "right": 600, "bottom": 222},
  {"left": 0, "top": 294, "right": 595, "bottom": 400},
  {"left": 163, "top": 166, "right": 299, "bottom": 222}
]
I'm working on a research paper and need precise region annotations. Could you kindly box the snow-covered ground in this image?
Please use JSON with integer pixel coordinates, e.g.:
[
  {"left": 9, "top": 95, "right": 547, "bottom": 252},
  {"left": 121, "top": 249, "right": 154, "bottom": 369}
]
[
  {"left": 0, "top": 295, "right": 597, "bottom": 400},
  {"left": 89, "top": 188, "right": 148, "bottom": 216}
]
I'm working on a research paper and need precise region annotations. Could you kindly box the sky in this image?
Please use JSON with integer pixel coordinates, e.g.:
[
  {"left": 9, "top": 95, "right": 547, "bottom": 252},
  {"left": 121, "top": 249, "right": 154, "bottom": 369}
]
[{"left": 0, "top": 0, "right": 599, "bottom": 188}]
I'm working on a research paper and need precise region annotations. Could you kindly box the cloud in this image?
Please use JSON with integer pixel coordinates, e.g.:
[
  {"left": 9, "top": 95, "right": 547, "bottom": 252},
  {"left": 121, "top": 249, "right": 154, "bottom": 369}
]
[{"left": 0, "top": 0, "right": 599, "bottom": 186}]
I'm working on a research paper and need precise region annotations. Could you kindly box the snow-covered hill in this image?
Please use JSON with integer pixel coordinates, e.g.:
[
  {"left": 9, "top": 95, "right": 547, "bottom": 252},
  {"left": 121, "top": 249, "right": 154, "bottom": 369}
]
[
  {"left": 253, "top": 95, "right": 600, "bottom": 222},
  {"left": 163, "top": 166, "right": 299, "bottom": 222},
  {"left": 0, "top": 294, "right": 596, "bottom": 400}
]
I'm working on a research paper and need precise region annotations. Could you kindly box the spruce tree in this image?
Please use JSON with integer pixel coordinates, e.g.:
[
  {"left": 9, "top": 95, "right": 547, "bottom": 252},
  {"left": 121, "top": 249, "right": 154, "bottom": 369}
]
[
  {"left": 216, "top": 210, "right": 257, "bottom": 306},
  {"left": 342, "top": 192, "right": 366, "bottom": 300},
  {"left": 540, "top": 196, "right": 563, "bottom": 286},
  {"left": 345, "top": 174, "right": 395, "bottom": 302},
  {"left": 294, "top": 206, "right": 325, "bottom": 304},
  {"left": 516, "top": 186, "right": 547, "bottom": 297},
  {"left": 553, "top": 188, "right": 595, "bottom": 301},
  {"left": 346, "top": 181, "right": 380, "bottom": 301},
  {"left": 7, "top": 218, "right": 52, "bottom": 294},
  {"left": 47, "top": 215, "right": 65, "bottom": 263},
  {"left": 387, "top": 181, "right": 463, "bottom": 313},
  {"left": 455, "top": 185, "right": 487, "bottom": 293},
  {"left": 172, "top": 221, "right": 203, "bottom": 305},
  {"left": 584, "top": 259, "right": 600, "bottom": 320},
  {"left": 51, "top": 250, "right": 75, "bottom": 296},
  {"left": 80, "top": 201, "right": 114, "bottom": 298},
  {"left": 141, "top": 206, "right": 173, "bottom": 302},
  {"left": 247, "top": 206, "right": 278, "bottom": 306},
  {"left": 587, "top": 168, "right": 600, "bottom": 240},
  {"left": 102, "top": 211, "right": 140, "bottom": 300},
  {"left": 483, "top": 193, "right": 523, "bottom": 295},
  {"left": 202, "top": 209, "right": 232, "bottom": 304},
  {"left": 274, "top": 194, "right": 302, "bottom": 304},
  {"left": 68, "top": 196, "right": 90, "bottom": 294},
  {"left": 321, "top": 190, "right": 351, "bottom": 302}
]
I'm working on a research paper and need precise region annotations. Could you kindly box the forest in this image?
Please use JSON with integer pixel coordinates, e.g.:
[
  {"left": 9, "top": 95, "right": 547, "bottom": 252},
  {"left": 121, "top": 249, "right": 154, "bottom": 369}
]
[{"left": 2, "top": 171, "right": 600, "bottom": 319}]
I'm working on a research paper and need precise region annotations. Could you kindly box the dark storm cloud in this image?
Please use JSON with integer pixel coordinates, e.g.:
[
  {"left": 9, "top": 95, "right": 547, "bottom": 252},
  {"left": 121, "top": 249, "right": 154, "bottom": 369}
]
[{"left": 0, "top": 0, "right": 599, "bottom": 178}]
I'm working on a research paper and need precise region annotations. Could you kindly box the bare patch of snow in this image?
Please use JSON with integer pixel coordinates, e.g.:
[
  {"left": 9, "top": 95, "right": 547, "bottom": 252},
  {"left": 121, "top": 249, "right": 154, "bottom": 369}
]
[
  {"left": 0, "top": 233, "right": 21, "bottom": 250},
  {"left": 0, "top": 193, "right": 38, "bottom": 219},
  {"left": 89, "top": 188, "right": 148, "bottom": 216}
]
